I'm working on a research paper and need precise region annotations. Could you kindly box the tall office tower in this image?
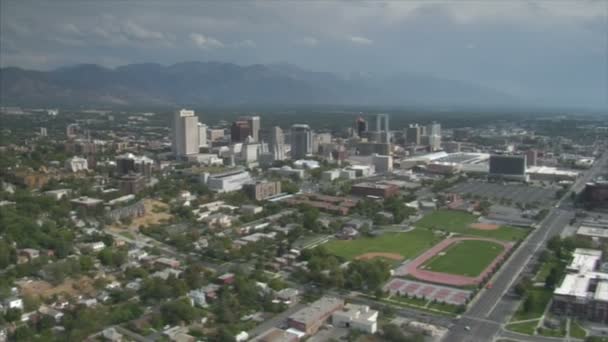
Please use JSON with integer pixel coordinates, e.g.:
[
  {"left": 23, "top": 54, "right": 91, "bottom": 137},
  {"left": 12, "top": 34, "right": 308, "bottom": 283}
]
[
  {"left": 270, "top": 126, "right": 285, "bottom": 145},
  {"left": 526, "top": 149, "right": 538, "bottom": 167},
  {"left": 172, "top": 109, "right": 200, "bottom": 158},
  {"left": 40, "top": 127, "right": 48, "bottom": 137},
  {"left": 406, "top": 124, "right": 421, "bottom": 145},
  {"left": 269, "top": 126, "right": 286, "bottom": 160},
  {"left": 231, "top": 120, "right": 251, "bottom": 142},
  {"left": 290, "top": 124, "right": 313, "bottom": 160},
  {"left": 355, "top": 117, "right": 368, "bottom": 137},
  {"left": 198, "top": 123, "right": 208, "bottom": 148},
  {"left": 426, "top": 122, "right": 441, "bottom": 151},
  {"left": 375, "top": 113, "right": 390, "bottom": 143},
  {"left": 247, "top": 116, "right": 261, "bottom": 142},
  {"left": 427, "top": 122, "right": 441, "bottom": 137}
]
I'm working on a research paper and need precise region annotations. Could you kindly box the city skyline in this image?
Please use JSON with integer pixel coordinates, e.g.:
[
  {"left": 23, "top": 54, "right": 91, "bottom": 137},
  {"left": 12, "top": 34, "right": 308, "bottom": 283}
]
[{"left": 1, "top": 1, "right": 607, "bottom": 108}]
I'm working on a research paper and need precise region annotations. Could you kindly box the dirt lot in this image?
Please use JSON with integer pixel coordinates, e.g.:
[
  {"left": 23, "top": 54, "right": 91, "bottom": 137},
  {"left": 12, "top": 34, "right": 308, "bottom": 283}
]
[
  {"left": 470, "top": 223, "right": 500, "bottom": 231},
  {"left": 355, "top": 252, "right": 404, "bottom": 261},
  {"left": 19, "top": 276, "right": 98, "bottom": 299},
  {"left": 110, "top": 199, "right": 172, "bottom": 230}
]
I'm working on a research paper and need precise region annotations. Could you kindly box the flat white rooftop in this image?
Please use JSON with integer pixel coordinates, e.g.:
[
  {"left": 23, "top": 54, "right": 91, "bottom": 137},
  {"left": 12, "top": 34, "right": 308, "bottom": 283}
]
[
  {"left": 577, "top": 226, "right": 608, "bottom": 239},
  {"left": 567, "top": 248, "right": 602, "bottom": 273}
]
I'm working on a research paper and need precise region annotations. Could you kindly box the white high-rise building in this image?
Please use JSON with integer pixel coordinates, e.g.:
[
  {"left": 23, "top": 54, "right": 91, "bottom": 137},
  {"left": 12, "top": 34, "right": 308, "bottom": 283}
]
[
  {"left": 376, "top": 114, "right": 390, "bottom": 143},
  {"left": 372, "top": 154, "right": 393, "bottom": 173},
  {"left": 245, "top": 116, "right": 261, "bottom": 142},
  {"left": 198, "top": 123, "right": 208, "bottom": 148},
  {"left": 291, "top": 124, "right": 313, "bottom": 160},
  {"left": 172, "top": 109, "right": 200, "bottom": 158}
]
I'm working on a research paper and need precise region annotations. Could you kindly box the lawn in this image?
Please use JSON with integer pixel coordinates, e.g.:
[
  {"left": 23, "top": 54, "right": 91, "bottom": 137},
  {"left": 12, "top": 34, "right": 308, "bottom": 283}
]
[
  {"left": 538, "top": 326, "right": 566, "bottom": 338},
  {"left": 422, "top": 239, "right": 505, "bottom": 277},
  {"left": 570, "top": 321, "right": 587, "bottom": 339},
  {"left": 415, "top": 209, "right": 528, "bottom": 241},
  {"left": 324, "top": 229, "right": 441, "bottom": 261},
  {"left": 506, "top": 320, "right": 538, "bottom": 335},
  {"left": 511, "top": 287, "right": 554, "bottom": 321}
]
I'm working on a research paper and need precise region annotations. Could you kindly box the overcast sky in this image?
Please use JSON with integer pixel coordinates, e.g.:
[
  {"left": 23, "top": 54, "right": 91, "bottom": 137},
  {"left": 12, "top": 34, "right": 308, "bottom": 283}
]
[{"left": 1, "top": 1, "right": 607, "bottom": 107}]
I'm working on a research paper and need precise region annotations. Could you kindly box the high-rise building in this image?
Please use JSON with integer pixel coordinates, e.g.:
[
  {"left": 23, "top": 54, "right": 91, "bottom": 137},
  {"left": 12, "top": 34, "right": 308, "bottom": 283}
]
[
  {"left": 172, "top": 109, "right": 199, "bottom": 158},
  {"left": 526, "top": 149, "right": 538, "bottom": 167},
  {"left": 291, "top": 124, "right": 313, "bottom": 159},
  {"left": 427, "top": 122, "right": 441, "bottom": 136},
  {"left": 489, "top": 155, "right": 527, "bottom": 181},
  {"left": 375, "top": 114, "right": 390, "bottom": 143},
  {"left": 355, "top": 117, "right": 368, "bottom": 137},
  {"left": 198, "top": 123, "right": 208, "bottom": 148},
  {"left": 372, "top": 154, "right": 393, "bottom": 173},
  {"left": 248, "top": 116, "right": 261, "bottom": 142},
  {"left": 40, "top": 127, "right": 47, "bottom": 137},
  {"left": 406, "top": 124, "right": 421, "bottom": 145},
  {"left": 269, "top": 126, "right": 285, "bottom": 161},
  {"left": 231, "top": 120, "right": 251, "bottom": 142}
]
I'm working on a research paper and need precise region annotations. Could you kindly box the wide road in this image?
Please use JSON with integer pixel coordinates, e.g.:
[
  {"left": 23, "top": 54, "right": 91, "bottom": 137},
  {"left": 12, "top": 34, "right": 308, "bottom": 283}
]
[{"left": 443, "top": 151, "right": 608, "bottom": 342}]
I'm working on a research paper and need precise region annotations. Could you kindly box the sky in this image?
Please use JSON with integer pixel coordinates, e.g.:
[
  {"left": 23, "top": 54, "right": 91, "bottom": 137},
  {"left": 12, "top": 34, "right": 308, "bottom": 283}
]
[{"left": 1, "top": 0, "right": 607, "bottom": 108}]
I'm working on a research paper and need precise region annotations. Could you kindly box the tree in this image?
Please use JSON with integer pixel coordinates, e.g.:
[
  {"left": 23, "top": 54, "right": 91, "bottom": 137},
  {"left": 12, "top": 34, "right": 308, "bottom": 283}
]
[
  {"left": 382, "top": 324, "right": 409, "bottom": 342},
  {"left": 523, "top": 292, "right": 535, "bottom": 313},
  {"left": 514, "top": 276, "right": 532, "bottom": 297},
  {"left": 545, "top": 267, "right": 560, "bottom": 289},
  {"left": 161, "top": 299, "right": 197, "bottom": 325},
  {"left": 4, "top": 308, "right": 22, "bottom": 322}
]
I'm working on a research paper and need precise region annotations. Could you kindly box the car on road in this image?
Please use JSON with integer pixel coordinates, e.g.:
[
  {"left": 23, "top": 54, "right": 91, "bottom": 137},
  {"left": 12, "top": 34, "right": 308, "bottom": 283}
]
[
  {"left": 486, "top": 283, "right": 493, "bottom": 289},
  {"left": 465, "top": 326, "right": 471, "bottom": 331}
]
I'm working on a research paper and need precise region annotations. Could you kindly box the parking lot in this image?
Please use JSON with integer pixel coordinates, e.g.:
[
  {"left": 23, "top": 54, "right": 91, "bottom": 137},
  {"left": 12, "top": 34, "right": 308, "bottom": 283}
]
[{"left": 448, "top": 181, "right": 557, "bottom": 205}]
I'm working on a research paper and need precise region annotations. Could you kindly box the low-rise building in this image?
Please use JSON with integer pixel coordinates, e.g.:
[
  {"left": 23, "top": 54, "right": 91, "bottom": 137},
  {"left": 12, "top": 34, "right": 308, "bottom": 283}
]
[
  {"left": 244, "top": 181, "right": 282, "bottom": 201},
  {"left": 287, "top": 296, "right": 344, "bottom": 335},
  {"left": 65, "top": 156, "right": 88, "bottom": 172},
  {"left": 551, "top": 248, "right": 608, "bottom": 323},
  {"left": 331, "top": 304, "right": 378, "bottom": 334},
  {"left": 351, "top": 182, "right": 399, "bottom": 199},
  {"left": 207, "top": 169, "right": 252, "bottom": 192}
]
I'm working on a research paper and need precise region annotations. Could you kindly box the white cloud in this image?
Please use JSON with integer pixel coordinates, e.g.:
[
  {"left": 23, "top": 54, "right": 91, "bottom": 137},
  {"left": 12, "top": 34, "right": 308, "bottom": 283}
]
[
  {"left": 295, "top": 36, "right": 319, "bottom": 46},
  {"left": 190, "top": 33, "right": 224, "bottom": 49},
  {"left": 123, "top": 20, "right": 165, "bottom": 41},
  {"left": 349, "top": 36, "right": 372, "bottom": 45}
]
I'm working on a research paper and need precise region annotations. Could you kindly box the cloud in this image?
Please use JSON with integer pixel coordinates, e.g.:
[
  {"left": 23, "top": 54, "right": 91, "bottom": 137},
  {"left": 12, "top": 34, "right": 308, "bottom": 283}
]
[
  {"left": 349, "top": 36, "right": 373, "bottom": 45},
  {"left": 190, "top": 33, "right": 224, "bottom": 49},
  {"left": 295, "top": 37, "right": 319, "bottom": 46},
  {"left": 123, "top": 20, "right": 166, "bottom": 41}
]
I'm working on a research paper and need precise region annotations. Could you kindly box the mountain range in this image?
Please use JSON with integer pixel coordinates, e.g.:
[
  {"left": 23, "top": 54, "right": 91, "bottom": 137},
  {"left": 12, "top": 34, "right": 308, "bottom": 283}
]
[{"left": 0, "top": 61, "right": 515, "bottom": 107}]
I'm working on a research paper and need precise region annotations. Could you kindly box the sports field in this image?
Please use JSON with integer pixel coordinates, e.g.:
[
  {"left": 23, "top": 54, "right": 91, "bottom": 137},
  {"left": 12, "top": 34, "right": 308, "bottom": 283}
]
[
  {"left": 324, "top": 229, "right": 441, "bottom": 261},
  {"left": 422, "top": 239, "right": 505, "bottom": 277},
  {"left": 415, "top": 210, "right": 527, "bottom": 241}
]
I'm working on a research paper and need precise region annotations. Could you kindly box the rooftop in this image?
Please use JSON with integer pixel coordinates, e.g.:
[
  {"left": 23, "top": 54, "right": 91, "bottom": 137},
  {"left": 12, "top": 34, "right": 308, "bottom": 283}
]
[{"left": 288, "top": 296, "right": 344, "bottom": 326}]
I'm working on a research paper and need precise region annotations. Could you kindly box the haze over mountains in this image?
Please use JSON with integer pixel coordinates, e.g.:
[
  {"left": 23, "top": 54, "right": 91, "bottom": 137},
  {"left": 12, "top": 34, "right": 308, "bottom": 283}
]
[{"left": 0, "top": 61, "right": 518, "bottom": 108}]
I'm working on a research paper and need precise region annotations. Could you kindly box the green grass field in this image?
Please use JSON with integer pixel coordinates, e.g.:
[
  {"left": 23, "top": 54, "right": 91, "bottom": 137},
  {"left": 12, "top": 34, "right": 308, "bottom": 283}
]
[
  {"left": 422, "top": 239, "right": 505, "bottom": 276},
  {"left": 511, "top": 287, "right": 554, "bottom": 321},
  {"left": 506, "top": 320, "right": 538, "bottom": 335},
  {"left": 570, "top": 321, "right": 587, "bottom": 339},
  {"left": 324, "top": 229, "right": 441, "bottom": 261},
  {"left": 415, "top": 210, "right": 528, "bottom": 241}
]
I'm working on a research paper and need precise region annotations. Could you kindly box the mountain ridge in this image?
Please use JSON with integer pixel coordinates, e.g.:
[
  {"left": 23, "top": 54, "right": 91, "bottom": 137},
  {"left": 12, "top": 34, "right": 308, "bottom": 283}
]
[{"left": 0, "top": 61, "right": 515, "bottom": 107}]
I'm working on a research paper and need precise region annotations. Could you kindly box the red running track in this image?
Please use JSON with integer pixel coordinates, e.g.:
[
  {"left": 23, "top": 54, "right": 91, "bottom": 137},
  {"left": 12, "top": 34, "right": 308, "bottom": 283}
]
[{"left": 405, "top": 237, "right": 513, "bottom": 287}]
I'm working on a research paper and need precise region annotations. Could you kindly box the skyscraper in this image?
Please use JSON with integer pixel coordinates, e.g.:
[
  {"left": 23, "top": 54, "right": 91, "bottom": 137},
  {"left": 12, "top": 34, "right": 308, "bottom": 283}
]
[
  {"left": 406, "top": 124, "right": 421, "bottom": 145},
  {"left": 269, "top": 126, "right": 285, "bottom": 161},
  {"left": 290, "top": 124, "right": 313, "bottom": 160},
  {"left": 172, "top": 109, "right": 199, "bottom": 158},
  {"left": 248, "top": 116, "right": 261, "bottom": 142},
  {"left": 375, "top": 113, "right": 390, "bottom": 143},
  {"left": 198, "top": 122, "right": 208, "bottom": 148},
  {"left": 231, "top": 120, "right": 251, "bottom": 142},
  {"left": 355, "top": 117, "right": 367, "bottom": 137}
]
